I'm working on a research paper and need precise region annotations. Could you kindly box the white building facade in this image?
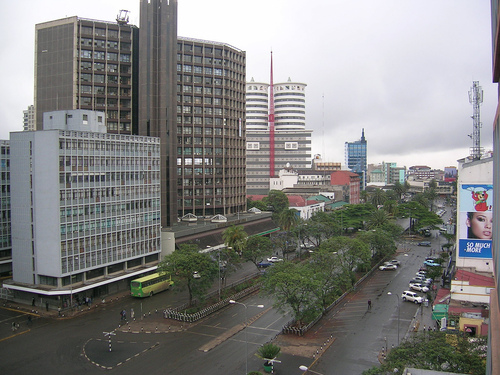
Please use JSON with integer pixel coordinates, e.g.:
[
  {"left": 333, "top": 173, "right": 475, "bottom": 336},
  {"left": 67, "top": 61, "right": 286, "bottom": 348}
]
[{"left": 7, "top": 110, "right": 161, "bottom": 304}]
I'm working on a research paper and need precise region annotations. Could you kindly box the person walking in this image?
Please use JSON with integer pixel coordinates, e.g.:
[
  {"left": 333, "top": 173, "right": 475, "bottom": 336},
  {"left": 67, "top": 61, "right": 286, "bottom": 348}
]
[{"left": 368, "top": 300, "right": 372, "bottom": 310}]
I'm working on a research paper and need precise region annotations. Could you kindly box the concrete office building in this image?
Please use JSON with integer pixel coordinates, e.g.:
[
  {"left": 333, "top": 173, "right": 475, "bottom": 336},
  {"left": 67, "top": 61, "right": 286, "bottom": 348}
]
[
  {"left": 23, "top": 105, "right": 35, "bottom": 132},
  {"left": 34, "top": 15, "right": 138, "bottom": 134},
  {"left": 5, "top": 110, "right": 161, "bottom": 305},
  {"left": 246, "top": 78, "right": 312, "bottom": 195},
  {"left": 0, "top": 141, "right": 11, "bottom": 277},
  {"left": 139, "top": 0, "right": 247, "bottom": 225}
]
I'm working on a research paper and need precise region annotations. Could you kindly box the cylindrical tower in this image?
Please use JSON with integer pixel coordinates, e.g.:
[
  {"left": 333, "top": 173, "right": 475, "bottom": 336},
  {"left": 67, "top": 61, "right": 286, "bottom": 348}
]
[
  {"left": 246, "top": 78, "right": 270, "bottom": 131},
  {"left": 274, "top": 78, "right": 307, "bottom": 130}
]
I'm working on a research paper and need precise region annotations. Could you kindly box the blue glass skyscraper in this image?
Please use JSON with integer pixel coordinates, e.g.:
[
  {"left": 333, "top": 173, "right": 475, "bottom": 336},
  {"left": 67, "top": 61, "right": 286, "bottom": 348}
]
[{"left": 345, "top": 129, "right": 367, "bottom": 190}]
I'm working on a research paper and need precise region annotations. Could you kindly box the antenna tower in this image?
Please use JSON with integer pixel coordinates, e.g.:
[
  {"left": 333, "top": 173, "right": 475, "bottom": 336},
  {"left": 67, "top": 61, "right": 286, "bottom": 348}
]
[
  {"left": 468, "top": 81, "right": 483, "bottom": 160},
  {"left": 116, "top": 10, "right": 130, "bottom": 25},
  {"left": 269, "top": 52, "right": 275, "bottom": 177}
]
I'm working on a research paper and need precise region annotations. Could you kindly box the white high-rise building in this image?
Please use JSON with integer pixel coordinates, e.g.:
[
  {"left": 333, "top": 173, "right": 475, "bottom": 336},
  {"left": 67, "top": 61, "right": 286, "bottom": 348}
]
[
  {"left": 23, "top": 105, "right": 35, "bottom": 132},
  {"left": 246, "top": 77, "right": 311, "bottom": 195},
  {"left": 6, "top": 110, "right": 161, "bottom": 306}
]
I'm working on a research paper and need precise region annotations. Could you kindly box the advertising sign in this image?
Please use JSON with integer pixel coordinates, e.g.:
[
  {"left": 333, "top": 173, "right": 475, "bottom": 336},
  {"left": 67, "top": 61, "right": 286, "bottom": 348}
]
[{"left": 458, "top": 184, "right": 493, "bottom": 258}]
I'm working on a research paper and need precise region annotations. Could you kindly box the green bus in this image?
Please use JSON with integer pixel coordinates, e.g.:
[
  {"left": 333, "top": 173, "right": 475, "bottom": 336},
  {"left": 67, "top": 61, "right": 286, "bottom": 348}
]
[{"left": 130, "top": 272, "right": 173, "bottom": 298}]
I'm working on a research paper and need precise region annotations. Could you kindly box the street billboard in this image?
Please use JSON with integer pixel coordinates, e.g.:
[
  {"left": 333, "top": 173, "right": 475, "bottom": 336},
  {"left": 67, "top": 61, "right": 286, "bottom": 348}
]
[{"left": 458, "top": 184, "right": 493, "bottom": 258}]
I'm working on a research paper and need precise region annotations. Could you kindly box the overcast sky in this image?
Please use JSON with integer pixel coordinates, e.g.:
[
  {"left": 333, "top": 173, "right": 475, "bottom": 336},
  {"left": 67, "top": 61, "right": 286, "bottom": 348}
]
[{"left": 0, "top": 0, "right": 496, "bottom": 169}]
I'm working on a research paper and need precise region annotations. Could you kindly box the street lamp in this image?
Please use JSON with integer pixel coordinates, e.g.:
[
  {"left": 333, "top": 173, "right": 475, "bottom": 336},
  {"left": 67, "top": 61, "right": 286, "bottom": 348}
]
[
  {"left": 299, "top": 365, "right": 324, "bottom": 375},
  {"left": 387, "top": 292, "right": 400, "bottom": 345},
  {"left": 70, "top": 256, "right": 78, "bottom": 309},
  {"left": 229, "top": 300, "right": 264, "bottom": 374}
]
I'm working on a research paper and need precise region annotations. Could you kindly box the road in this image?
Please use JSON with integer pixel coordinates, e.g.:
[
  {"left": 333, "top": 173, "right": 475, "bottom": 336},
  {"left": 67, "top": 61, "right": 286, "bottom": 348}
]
[{"left": 0, "top": 226, "right": 447, "bottom": 375}]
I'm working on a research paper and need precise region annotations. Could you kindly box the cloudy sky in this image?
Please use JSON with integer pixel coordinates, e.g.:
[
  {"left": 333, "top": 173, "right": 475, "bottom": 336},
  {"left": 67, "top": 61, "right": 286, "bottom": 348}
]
[{"left": 0, "top": 0, "right": 496, "bottom": 169}]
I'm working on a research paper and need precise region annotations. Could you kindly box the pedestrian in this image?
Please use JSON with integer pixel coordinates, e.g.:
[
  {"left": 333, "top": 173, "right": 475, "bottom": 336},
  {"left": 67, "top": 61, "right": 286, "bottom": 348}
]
[
  {"left": 130, "top": 308, "right": 135, "bottom": 320},
  {"left": 32, "top": 297, "right": 35, "bottom": 307},
  {"left": 58, "top": 307, "right": 61, "bottom": 317},
  {"left": 123, "top": 309, "right": 127, "bottom": 321},
  {"left": 11, "top": 322, "right": 16, "bottom": 331},
  {"left": 368, "top": 300, "right": 372, "bottom": 310}
]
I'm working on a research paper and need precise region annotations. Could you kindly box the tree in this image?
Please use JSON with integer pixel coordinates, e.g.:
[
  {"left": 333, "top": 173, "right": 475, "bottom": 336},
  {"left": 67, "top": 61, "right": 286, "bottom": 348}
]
[
  {"left": 320, "top": 236, "right": 371, "bottom": 280},
  {"left": 392, "top": 181, "right": 405, "bottom": 203},
  {"left": 382, "top": 199, "right": 398, "bottom": 218},
  {"left": 158, "top": 244, "right": 218, "bottom": 305},
  {"left": 266, "top": 190, "right": 289, "bottom": 215},
  {"left": 247, "top": 197, "right": 267, "bottom": 211},
  {"left": 261, "top": 262, "right": 318, "bottom": 323},
  {"left": 369, "top": 188, "right": 387, "bottom": 207},
  {"left": 362, "top": 331, "right": 487, "bottom": 375},
  {"left": 399, "top": 201, "right": 442, "bottom": 233},
  {"left": 367, "top": 209, "right": 390, "bottom": 229},
  {"left": 332, "top": 204, "right": 376, "bottom": 232},
  {"left": 222, "top": 225, "right": 247, "bottom": 254},
  {"left": 357, "top": 229, "right": 397, "bottom": 261},
  {"left": 270, "top": 230, "right": 296, "bottom": 258},
  {"left": 242, "top": 236, "right": 273, "bottom": 269},
  {"left": 278, "top": 208, "right": 299, "bottom": 231}
]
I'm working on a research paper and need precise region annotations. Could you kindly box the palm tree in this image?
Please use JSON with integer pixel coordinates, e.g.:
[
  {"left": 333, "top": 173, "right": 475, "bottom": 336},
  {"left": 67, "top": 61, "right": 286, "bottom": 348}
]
[
  {"left": 279, "top": 208, "right": 299, "bottom": 231},
  {"left": 370, "top": 188, "right": 387, "bottom": 207},
  {"left": 367, "top": 209, "right": 390, "bottom": 229},
  {"left": 222, "top": 225, "right": 247, "bottom": 254}
]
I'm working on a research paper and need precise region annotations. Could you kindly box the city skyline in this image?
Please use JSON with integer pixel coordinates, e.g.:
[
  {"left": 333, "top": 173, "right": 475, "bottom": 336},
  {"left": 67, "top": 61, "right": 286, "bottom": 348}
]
[{"left": 0, "top": 0, "right": 496, "bottom": 170}]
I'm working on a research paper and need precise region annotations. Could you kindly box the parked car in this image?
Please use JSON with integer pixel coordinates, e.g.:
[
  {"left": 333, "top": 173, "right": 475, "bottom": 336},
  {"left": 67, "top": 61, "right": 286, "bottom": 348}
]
[
  {"left": 409, "top": 283, "right": 430, "bottom": 293},
  {"left": 257, "top": 261, "right": 273, "bottom": 268},
  {"left": 379, "top": 263, "right": 397, "bottom": 271},
  {"left": 410, "top": 278, "right": 432, "bottom": 287},
  {"left": 418, "top": 241, "right": 432, "bottom": 247},
  {"left": 415, "top": 275, "right": 433, "bottom": 283},
  {"left": 388, "top": 259, "right": 401, "bottom": 266},
  {"left": 416, "top": 271, "right": 428, "bottom": 277},
  {"left": 401, "top": 290, "right": 424, "bottom": 304},
  {"left": 424, "top": 259, "right": 441, "bottom": 267},
  {"left": 267, "top": 256, "right": 283, "bottom": 263}
]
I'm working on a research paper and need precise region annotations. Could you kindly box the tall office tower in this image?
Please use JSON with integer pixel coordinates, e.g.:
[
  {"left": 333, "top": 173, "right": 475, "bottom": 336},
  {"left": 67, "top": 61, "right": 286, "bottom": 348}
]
[
  {"left": 8, "top": 110, "right": 160, "bottom": 302},
  {"left": 34, "top": 15, "right": 138, "bottom": 134},
  {"left": 139, "top": 0, "right": 178, "bottom": 227},
  {"left": 140, "top": 0, "right": 247, "bottom": 223},
  {"left": 0, "top": 141, "right": 11, "bottom": 276},
  {"left": 345, "top": 129, "right": 367, "bottom": 190},
  {"left": 246, "top": 77, "right": 312, "bottom": 195},
  {"left": 23, "top": 105, "right": 35, "bottom": 131}
]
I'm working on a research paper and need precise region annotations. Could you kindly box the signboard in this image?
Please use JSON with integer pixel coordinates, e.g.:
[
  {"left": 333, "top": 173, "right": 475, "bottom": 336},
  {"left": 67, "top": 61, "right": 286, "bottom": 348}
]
[{"left": 458, "top": 184, "right": 493, "bottom": 259}]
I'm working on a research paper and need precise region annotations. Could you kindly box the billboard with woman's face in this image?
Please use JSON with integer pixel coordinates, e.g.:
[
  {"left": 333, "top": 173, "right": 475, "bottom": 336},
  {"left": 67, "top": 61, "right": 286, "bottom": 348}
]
[{"left": 458, "top": 184, "right": 493, "bottom": 258}]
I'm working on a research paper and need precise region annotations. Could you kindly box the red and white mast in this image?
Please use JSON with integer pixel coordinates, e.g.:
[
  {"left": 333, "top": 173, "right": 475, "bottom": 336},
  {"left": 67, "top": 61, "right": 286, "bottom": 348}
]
[{"left": 269, "top": 52, "right": 275, "bottom": 177}]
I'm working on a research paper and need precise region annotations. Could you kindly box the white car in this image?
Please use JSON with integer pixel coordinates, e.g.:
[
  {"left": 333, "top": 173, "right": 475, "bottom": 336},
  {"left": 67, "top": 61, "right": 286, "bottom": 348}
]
[
  {"left": 267, "top": 256, "right": 283, "bottom": 263},
  {"left": 409, "top": 283, "right": 429, "bottom": 293},
  {"left": 388, "top": 259, "right": 401, "bottom": 266},
  {"left": 193, "top": 271, "right": 201, "bottom": 279},
  {"left": 379, "top": 263, "right": 397, "bottom": 271},
  {"left": 401, "top": 290, "right": 424, "bottom": 304}
]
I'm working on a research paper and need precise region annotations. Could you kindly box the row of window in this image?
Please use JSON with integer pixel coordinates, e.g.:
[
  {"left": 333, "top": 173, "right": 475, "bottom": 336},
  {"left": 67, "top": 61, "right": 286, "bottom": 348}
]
[
  {"left": 60, "top": 199, "right": 159, "bottom": 218},
  {"left": 80, "top": 50, "right": 131, "bottom": 62},
  {"left": 78, "top": 86, "right": 131, "bottom": 97},
  {"left": 59, "top": 156, "right": 157, "bottom": 168},
  {"left": 61, "top": 240, "right": 158, "bottom": 274},
  {"left": 79, "top": 38, "right": 131, "bottom": 51},
  {"left": 59, "top": 185, "right": 160, "bottom": 202},
  {"left": 178, "top": 177, "right": 223, "bottom": 186},
  {"left": 61, "top": 172, "right": 159, "bottom": 186},
  {"left": 80, "top": 26, "right": 131, "bottom": 40},
  {"left": 59, "top": 139, "right": 157, "bottom": 153},
  {"left": 60, "top": 213, "right": 160, "bottom": 235},
  {"left": 80, "top": 74, "right": 131, "bottom": 85},
  {"left": 80, "top": 61, "right": 130, "bottom": 73}
]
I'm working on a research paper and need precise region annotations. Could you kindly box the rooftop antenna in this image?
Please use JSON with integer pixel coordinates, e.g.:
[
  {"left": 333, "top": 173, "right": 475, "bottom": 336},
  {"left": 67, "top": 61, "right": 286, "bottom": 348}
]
[
  {"left": 269, "top": 51, "right": 275, "bottom": 177},
  {"left": 116, "top": 10, "right": 130, "bottom": 25},
  {"left": 468, "top": 81, "right": 483, "bottom": 161}
]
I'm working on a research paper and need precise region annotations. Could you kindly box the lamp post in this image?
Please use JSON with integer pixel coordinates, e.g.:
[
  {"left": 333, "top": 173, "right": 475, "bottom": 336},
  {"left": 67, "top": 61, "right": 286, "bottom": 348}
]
[
  {"left": 229, "top": 300, "right": 264, "bottom": 374},
  {"left": 70, "top": 256, "right": 78, "bottom": 309},
  {"left": 387, "top": 292, "right": 400, "bottom": 345},
  {"left": 299, "top": 365, "right": 324, "bottom": 375}
]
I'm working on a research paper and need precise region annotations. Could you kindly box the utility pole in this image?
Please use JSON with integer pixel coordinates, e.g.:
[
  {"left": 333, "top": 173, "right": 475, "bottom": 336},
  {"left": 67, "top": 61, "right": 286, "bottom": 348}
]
[{"left": 468, "top": 81, "right": 483, "bottom": 161}]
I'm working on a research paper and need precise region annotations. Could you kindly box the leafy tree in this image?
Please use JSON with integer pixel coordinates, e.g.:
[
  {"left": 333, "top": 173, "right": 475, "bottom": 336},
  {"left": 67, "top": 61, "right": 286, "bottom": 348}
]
[
  {"left": 222, "top": 225, "right": 247, "bottom": 254},
  {"left": 266, "top": 190, "right": 289, "bottom": 216},
  {"left": 362, "top": 331, "right": 487, "bottom": 375},
  {"left": 378, "top": 222, "right": 404, "bottom": 240},
  {"left": 382, "top": 199, "right": 398, "bottom": 218},
  {"left": 307, "top": 249, "right": 351, "bottom": 312},
  {"left": 357, "top": 229, "right": 397, "bottom": 261},
  {"left": 399, "top": 201, "right": 442, "bottom": 233},
  {"left": 392, "top": 181, "right": 405, "bottom": 202},
  {"left": 320, "top": 236, "right": 371, "bottom": 280},
  {"left": 242, "top": 236, "right": 273, "bottom": 269},
  {"left": 332, "top": 204, "right": 376, "bottom": 232},
  {"left": 158, "top": 244, "right": 218, "bottom": 305},
  {"left": 270, "top": 230, "right": 296, "bottom": 258},
  {"left": 261, "top": 262, "right": 318, "bottom": 323},
  {"left": 247, "top": 197, "right": 267, "bottom": 211},
  {"left": 309, "top": 211, "right": 342, "bottom": 243},
  {"left": 216, "top": 246, "right": 242, "bottom": 288},
  {"left": 360, "top": 190, "right": 369, "bottom": 203},
  {"left": 278, "top": 208, "right": 299, "bottom": 231}
]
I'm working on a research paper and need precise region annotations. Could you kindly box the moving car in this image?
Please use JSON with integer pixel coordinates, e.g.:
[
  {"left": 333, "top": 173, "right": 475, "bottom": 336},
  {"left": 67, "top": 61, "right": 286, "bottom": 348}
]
[
  {"left": 267, "top": 256, "right": 283, "bottom": 263},
  {"left": 387, "top": 259, "right": 401, "bottom": 266},
  {"left": 401, "top": 290, "right": 424, "bottom": 304},
  {"left": 409, "top": 283, "right": 430, "bottom": 293},
  {"left": 418, "top": 241, "right": 431, "bottom": 247},
  {"left": 379, "top": 263, "right": 397, "bottom": 271}
]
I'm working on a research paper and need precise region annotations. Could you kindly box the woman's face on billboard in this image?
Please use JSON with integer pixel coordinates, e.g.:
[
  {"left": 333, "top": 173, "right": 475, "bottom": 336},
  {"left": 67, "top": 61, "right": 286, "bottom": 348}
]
[{"left": 467, "top": 212, "right": 493, "bottom": 240}]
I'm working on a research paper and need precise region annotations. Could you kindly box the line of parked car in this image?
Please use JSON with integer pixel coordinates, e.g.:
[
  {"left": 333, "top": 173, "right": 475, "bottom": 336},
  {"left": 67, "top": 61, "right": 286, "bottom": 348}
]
[{"left": 402, "top": 264, "right": 435, "bottom": 304}]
